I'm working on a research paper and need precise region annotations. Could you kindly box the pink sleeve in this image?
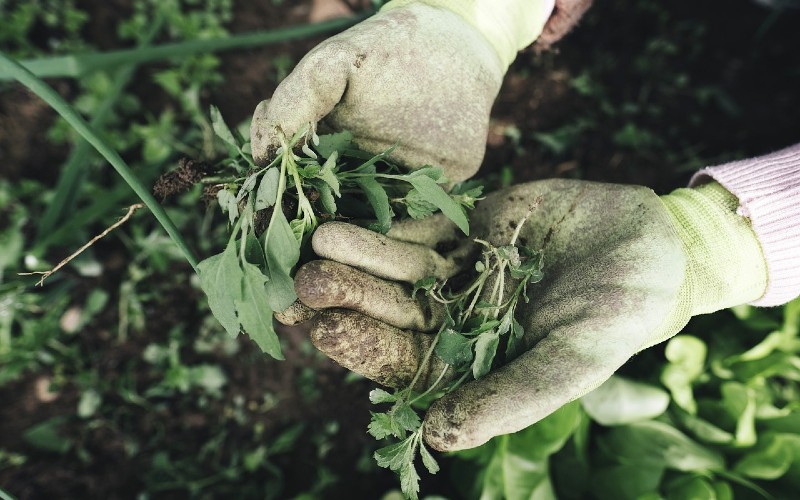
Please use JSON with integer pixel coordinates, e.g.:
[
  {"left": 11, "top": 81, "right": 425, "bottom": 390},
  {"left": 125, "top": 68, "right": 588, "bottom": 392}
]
[{"left": 690, "top": 143, "right": 800, "bottom": 307}]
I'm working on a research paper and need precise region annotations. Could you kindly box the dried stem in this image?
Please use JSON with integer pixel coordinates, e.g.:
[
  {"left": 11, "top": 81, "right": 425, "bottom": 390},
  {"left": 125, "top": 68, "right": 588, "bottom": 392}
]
[{"left": 20, "top": 203, "right": 145, "bottom": 286}]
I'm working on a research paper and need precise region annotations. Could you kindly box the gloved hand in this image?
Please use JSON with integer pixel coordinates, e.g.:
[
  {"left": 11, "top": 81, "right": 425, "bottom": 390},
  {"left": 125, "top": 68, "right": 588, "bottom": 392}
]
[
  {"left": 287, "top": 179, "right": 768, "bottom": 451},
  {"left": 250, "top": 0, "right": 554, "bottom": 182}
]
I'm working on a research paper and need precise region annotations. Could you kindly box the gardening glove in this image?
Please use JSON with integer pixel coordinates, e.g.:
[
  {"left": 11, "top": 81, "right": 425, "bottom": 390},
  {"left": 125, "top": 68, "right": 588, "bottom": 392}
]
[
  {"left": 290, "top": 178, "right": 768, "bottom": 451},
  {"left": 250, "top": 0, "right": 556, "bottom": 182}
]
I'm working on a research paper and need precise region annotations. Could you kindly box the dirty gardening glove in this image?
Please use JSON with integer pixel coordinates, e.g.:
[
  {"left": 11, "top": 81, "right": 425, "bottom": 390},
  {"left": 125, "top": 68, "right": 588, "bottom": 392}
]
[
  {"left": 290, "top": 179, "right": 767, "bottom": 451},
  {"left": 250, "top": 0, "right": 554, "bottom": 182}
]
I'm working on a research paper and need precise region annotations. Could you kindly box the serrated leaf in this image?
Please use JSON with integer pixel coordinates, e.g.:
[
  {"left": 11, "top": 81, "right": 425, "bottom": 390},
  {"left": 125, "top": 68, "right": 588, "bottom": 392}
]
[
  {"left": 374, "top": 438, "right": 413, "bottom": 471},
  {"left": 435, "top": 329, "right": 473, "bottom": 367},
  {"left": 392, "top": 403, "right": 421, "bottom": 432},
  {"left": 368, "top": 412, "right": 405, "bottom": 439},
  {"left": 197, "top": 240, "right": 243, "bottom": 337},
  {"left": 355, "top": 173, "right": 392, "bottom": 234},
  {"left": 473, "top": 331, "right": 499, "bottom": 379},
  {"left": 255, "top": 167, "right": 280, "bottom": 211},
  {"left": 235, "top": 261, "right": 283, "bottom": 359},
  {"left": 298, "top": 163, "right": 321, "bottom": 178},
  {"left": 210, "top": 105, "right": 239, "bottom": 148},
  {"left": 419, "top": 441, "right": 440, "bottom": 474},
  {"left": 406, "top": 174, "right": 469, "bottom": 235},
  {"left": 369, "top": 388, "right": 398, "bottom": 404},
  {"left": 400, "top": 461, "right": 421, "bottom": 500}
]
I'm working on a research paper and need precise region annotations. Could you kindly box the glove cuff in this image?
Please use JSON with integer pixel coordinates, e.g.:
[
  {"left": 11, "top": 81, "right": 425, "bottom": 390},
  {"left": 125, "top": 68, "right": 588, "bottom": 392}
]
[
  {"left": 690, "top": 144, "right": 800, "bottom": 307},
  {"left": 660, "top": 182, "right": 768, "bottom": 317},
  {"left": 381, "top": 0, "right": 555, "bottom": 69}
]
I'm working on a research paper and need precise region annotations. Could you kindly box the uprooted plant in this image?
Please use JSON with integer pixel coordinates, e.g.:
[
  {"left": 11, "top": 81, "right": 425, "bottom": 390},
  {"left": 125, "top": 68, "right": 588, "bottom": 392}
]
[{"left": 197, "top": 106, "right": 484, "bottom": 359}]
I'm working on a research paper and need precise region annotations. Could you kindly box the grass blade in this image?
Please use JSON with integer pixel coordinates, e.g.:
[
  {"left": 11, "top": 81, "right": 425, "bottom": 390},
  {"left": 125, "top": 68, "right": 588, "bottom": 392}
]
[
  {"left": 0, "top": 15, "right": 369, "bottom": 81},
  {"left": 0, "top": 51, "right": 199, "bottom": 271},
  {"left": 36, "top": 15, "right": 165, "bottom": 241}
]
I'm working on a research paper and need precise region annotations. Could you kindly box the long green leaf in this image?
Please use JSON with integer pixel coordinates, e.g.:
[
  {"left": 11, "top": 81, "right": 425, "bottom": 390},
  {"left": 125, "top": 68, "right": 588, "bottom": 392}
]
[
  {"left": 0, "top": 15, "right": 369, "bottom": 81},
  {"left": 0, "top": 51, "right": 199, "bottom": 271},
  {"left": 36, "top": 15, "right": 165, "bottom": 241}
]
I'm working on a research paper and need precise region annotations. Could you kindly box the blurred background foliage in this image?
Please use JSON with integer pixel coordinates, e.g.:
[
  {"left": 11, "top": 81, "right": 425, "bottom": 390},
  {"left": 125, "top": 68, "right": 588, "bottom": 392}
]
[{"left": 0, "top": 0, "right": 799, "bottom": 498}]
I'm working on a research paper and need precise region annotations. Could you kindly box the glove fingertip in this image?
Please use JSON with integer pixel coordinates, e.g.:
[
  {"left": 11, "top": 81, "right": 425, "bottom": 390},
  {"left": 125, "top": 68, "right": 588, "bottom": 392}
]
[{"left": 274, "top": 300, "right": 316, "bottom": 325}]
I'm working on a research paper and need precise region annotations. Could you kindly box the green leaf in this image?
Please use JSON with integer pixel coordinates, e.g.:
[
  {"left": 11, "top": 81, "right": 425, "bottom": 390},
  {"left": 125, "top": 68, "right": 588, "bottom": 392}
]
[
  {"left": 198, "top": 240, "right": 243, "bottom": 337},
  {"left": 472, "top": 331, "right": 499, "bottom": 379},
  {"left": 400, "top": 461, "right": 421, "bottom": 500},
  {"left": 665, "top": 476, "right": 716, "bottom": 500},
  {"left": 674, "top": 409, "right": 734, "bottom": 445},
  {"left": 733, "top": 432, "right": 799, "bottom": 479},
  {"left": 369, "top": 388, "right": 398, "bottom": 404},
  {"left": 23, "top": 416, "right": 72, "bottom": 454},
  {"left": 435, "top": 329, "right": 474, "bottom": 368},
  {"left": 255, "top": 167, "right": 280, "bottom": 211},
  {"left": 511, "top": 401, "right": 582, "bottom": 458},
  {"left": 599, "top": 420, "right": 725, "bottom": 472},
  {"left": 263, "top": 208, "right": 299, "bottom": 311},
  {"left": 235, "top": 261, "right": 283, "bottom": 359},
  {"left": 217, "top": 189, "right": 239, "bottom": 225},
  {"left": 392, "top": 402, "right": 422, "bottom": 432},
  {"left": 721, "top": 381, "right": 757, "bottom": 446},
  {"left": 237, "top": 173, "right": 258, "bottom": 201},
  {"left": 374, "top": 438, "right": 413, "bottom": 471},
  {"left": 318, "top": 151, "right": 341, "bottom": 196},
  {"left": 405, "top": 188, "right": 437, "bottom": 220},
  {"left": 315, "top": 130, "right": 352, "bottom": 158},
  {"left": 661, "top": 335, "right": 707, "bottom": 414},
  {"left": 581, "top": 375, "right": 669, "bottom": 426},
  {"left": 591, "top": 464, "right": 664, "bottom": 500},
  {"left": 315, "top": 181, "right": 337, "bottom": 214},
  {"left": 406, "top": 174, "right": 469, "bottom": 235},
  {"left": 355, "top": 173, "right": 392, "bottom": 234},
  {"left": 368, "top": 412, "right": 406, "bottom": 440},
  {"left": 411, "top": 276, "right": 436, "bottom": 298},
  {"left": 419, "top": 441, "right": 440, "bottom": 474},
  {"left": 210, "top": 104, "right": 239, "bottom": 148}
]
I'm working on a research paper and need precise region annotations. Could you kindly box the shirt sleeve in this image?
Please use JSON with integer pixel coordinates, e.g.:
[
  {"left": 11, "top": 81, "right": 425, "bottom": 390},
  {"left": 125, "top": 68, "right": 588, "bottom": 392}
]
[{"left": 690, "top": 143, "right": 800, "bottom": 307}]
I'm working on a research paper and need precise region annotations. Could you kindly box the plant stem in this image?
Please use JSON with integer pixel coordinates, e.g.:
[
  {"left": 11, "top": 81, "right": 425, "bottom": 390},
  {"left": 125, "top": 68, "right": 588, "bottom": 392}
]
[
  {"left": 0, "top": 51, "right": 199, "bottom": 272},
  {"left": 0, "top": 15, "right": 371, "bottom": 81}
]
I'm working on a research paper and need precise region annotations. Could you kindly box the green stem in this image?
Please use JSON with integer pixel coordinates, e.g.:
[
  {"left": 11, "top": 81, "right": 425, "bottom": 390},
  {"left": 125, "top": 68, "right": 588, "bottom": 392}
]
[
  {"left": 0, "top": 51, "right": 199, "bottom": 272},
  {"left": 35, "top": 14, "right": 166, "bottom": 242},
  {"left": 0, "top": 15, "right": 371, "bottom": 81}
]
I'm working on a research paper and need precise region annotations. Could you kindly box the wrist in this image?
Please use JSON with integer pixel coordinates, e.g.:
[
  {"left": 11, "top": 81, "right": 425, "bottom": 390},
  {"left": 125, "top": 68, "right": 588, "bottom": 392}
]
[
  {"left": 660, "top": 182, "right": 768, "bottom": 316},
  {"left": 381, "top": 0, "right": 555, "bottom": 69}
]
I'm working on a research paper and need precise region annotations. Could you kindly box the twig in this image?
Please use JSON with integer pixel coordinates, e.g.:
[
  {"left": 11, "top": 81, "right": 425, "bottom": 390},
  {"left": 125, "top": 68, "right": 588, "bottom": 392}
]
[{"left": 20, "top": 203, "right": 145, "bottom": 286}]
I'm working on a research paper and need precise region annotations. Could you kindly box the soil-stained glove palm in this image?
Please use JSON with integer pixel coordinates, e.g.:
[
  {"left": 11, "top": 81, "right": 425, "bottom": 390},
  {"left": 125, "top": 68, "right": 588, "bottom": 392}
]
[
  {"left": 291, "top": 179, "right": 767, "bottom": 451},
  {"left": 251, "top": 2, "right": 514, "bottom": 183}
]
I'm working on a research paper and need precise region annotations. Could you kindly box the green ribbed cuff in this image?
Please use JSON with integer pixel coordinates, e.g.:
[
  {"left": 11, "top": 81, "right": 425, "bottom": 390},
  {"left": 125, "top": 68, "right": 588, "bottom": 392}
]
[
  {"left": 382, "top": 0, "right": 553, "bottom": 69},
  {"left": 643, "top": 183, "right": 767, "bottom": 349},
  {"left": 661, "top": 182, "right": 768, "bottom": 316}
]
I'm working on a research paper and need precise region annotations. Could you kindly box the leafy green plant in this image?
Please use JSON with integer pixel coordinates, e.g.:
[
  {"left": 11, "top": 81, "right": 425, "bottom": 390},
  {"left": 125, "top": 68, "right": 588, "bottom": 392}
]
[
  {"left": 367, "top": 210, "right": 545, "bottom": 499},
  {"left": 446, "top": 298, "right": 800, "bottom": 500},
  {"left": 197, "top": 107, "right": 481, "bottom": 359}
]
